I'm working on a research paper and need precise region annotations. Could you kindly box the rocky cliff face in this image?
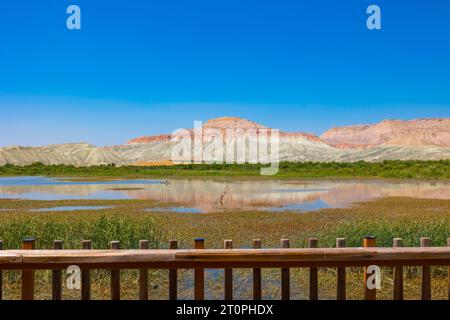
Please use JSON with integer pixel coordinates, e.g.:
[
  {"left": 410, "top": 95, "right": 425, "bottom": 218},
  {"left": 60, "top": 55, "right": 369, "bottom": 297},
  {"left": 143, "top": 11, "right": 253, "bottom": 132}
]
[
  {"left": 202, "top": 117, "right": 268, "bottom": 131},
  {"left": 128, "top": 134, "right": 172, "bottom": 144},
  {"left": 128, "top": 116, "right": 323, "bottom": 144},
  {"left": 1, "top": 117, "right": 449, "bottom": 166},
  {"left": 321, "top": 118, "right": 450, "bottom": 149}
]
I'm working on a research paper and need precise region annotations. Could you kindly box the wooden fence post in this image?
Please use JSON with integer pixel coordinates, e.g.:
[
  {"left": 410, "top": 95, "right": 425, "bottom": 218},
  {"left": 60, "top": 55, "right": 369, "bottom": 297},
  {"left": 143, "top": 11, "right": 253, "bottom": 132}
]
[
  {"left": 420, "top": 237, "right": 431, "bottom": 300},
  {"left": 336, "top": 238, "right": 346, "bottom": 300},
  {"left": 81, "top": 240, "right": 91, "bottom": 300},
  {"left": 139, "top": 240, "right": 149, "bottom": 300},
  {"left": 224, "top": 240, "right": 233, "bottom": 300},
  {"left": 52, "top": 240, "right": 63, "bottom": 300},
  {"left": 252, "top": 239, "right": 262, "bottom": 300},
  {"left": 169, "top": 239, "right": 178, "bottom": 300},
  {"left": 194, "top": 238, "right": 205, "bottom": 300},
  {"left": 393, "top": 238, "right": 403, "bottom": 300},
  {"left": 110, "top": 241, "right": 120, "bottom": 300},
  {"left": 363, "top": 236, "right": 376, "bottom": 300},
  {"left": 0, "top": 240, "right": 3, "bottom": 301},
  {"left": 21, "top": 238, "right": 35, "bottom": 300},
  {"left": 308, "top": 238, "right": 318, "bottom": 300},
  {"left": 281, "top": 239, "right": 290, "bottom": 300},
  {"left": 448, "top": 238, "right": 450, "bottom": 301}
]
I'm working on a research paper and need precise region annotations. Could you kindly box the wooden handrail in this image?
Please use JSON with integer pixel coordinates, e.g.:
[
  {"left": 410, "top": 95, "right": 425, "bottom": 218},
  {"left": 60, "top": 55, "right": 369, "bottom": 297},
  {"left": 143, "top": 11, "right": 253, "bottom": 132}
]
[
  {"left": 1, "top": 247, "right": 450, "bottom": 270},
  {"left": 1, "top": 237, "right": 450, "bottom": 301}
]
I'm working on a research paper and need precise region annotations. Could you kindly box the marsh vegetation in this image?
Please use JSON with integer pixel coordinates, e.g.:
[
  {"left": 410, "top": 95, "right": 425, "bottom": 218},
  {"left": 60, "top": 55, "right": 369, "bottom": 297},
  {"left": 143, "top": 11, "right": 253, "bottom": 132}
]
[
  {"left": 0, "top": 197, "right": 449, "bottom": 299},
  {"left": 0, "top": 160, "right": 449, "bottom": 179}
]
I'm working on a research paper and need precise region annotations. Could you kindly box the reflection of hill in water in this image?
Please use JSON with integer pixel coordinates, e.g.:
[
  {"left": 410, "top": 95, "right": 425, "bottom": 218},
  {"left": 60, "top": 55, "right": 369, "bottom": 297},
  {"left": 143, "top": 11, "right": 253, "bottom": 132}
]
[
  {"left": 1, "top": 178, "right": 448, "bottom": 212},
  {"left": 318, "top": 182, "right": 450, "bottom": 207},
  {"left": 125, "top": 180, "right": 450, "bottom": 211}
]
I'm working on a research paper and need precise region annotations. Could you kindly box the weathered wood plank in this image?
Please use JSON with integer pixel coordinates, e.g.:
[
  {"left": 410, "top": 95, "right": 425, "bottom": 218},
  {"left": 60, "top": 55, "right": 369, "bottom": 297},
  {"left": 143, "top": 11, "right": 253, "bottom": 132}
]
[
  {"left": 336, "top": 238, "right": 346, "bottom": 300},
  {"left": 52, "top": 240, "right": 63, "bottom": 300},
  {"left": 81, "top": 240, "right": 91, "bottom": 300},
  {"left": 393, "top": 238, "right": 403, "bottom": 300},
  {"left": 139, "top": 240, "right": 149, "bottom": 300},
  {"left": 224, "top": 240, "right": 233, "bottom": 300},
  {"left": 0, "top": 240, "right": 3, "bottom": 301},
  {"left": 21, "top": 238, "right": 35, "bottom": 300},
  {"left": 363, "top": 237, "right": 376, "bottom": 300},
  {"left": 448, "top": 238, "right": 450, "bottom": 301},
  {"left": 169, "top": 240, "right": 178, "bottom": 300},
  {"left": 194, "top": 238, "right": 205, "bottom": 300},
  {"left": 1, "top": 247, "right": 450, "bottom": 270},
  {"left": 421, "top": 237, "right": 431, "bottom": 300},
  {"left": 280, "top": 239, "right": 290, "bottom": 300},
  {"left": 308, "top": 238, "right": 318, "bottom": 300},
  {"left": 252, "top": 239, "right": 262, "bottom": 300},
  {"left": 110, "top": 241, "right": 120, "bottom": 300},
  {"left": 0, "top": 251, "right": 22, "bottom": 265}
]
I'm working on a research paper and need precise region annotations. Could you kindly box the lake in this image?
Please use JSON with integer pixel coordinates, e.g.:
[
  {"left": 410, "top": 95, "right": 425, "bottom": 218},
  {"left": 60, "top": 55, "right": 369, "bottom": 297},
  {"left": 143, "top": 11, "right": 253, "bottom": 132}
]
[{"left": 0, "top": 176, "right": 449, "bottom": 212}]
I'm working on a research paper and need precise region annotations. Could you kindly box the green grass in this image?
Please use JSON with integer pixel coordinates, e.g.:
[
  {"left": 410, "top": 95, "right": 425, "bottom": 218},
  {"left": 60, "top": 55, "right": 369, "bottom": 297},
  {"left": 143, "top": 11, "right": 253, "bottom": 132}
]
[
  {"left": 0, "top": 214, "right": 165, "bottom": 250},
  {"left": 0, "top": 160, "right": 449, "bottom": 179},
  {"left": 0, "top": 207, "right": 168, "bottom": 300},
  {"left": 0, "top": 199, "right": 169, "bottom": 250},
  {"left": 321, "top": 218, "right": 450, "bottom": 248}
]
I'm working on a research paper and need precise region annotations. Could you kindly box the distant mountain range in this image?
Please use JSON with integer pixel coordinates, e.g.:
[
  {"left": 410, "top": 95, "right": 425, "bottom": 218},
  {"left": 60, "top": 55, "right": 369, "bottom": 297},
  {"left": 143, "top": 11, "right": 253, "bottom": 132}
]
[
  {"left": 320, "top": 118, "right": 450, "bottom": 149},
  {"left": 1, "top": 117, "right": 449, "bottom": 166}
]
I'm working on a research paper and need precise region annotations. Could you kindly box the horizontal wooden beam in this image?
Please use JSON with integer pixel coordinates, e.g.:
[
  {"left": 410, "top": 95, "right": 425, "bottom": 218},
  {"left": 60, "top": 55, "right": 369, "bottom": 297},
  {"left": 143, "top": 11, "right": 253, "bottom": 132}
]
[
  {"left": 0, "top": 252, "right": 22, "bottom": 264},
  {"left": 0, "top": 247, "right": 449, "bottom": 270}
]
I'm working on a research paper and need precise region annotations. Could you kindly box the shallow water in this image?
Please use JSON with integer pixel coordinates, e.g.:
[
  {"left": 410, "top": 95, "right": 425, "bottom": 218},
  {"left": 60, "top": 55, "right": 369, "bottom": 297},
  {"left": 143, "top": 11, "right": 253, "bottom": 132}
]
[
  {"left": 30, "top": 206, "right": 113, "bottom": 212},
  {"left": 0, "top": 176, "right": 448, "bottom": 212},
  {"left": 144, "top": 207, "right": 203, "bottom": 214},
  {"left": 265, "top": 199, "right": 331, "bottom": 211}
]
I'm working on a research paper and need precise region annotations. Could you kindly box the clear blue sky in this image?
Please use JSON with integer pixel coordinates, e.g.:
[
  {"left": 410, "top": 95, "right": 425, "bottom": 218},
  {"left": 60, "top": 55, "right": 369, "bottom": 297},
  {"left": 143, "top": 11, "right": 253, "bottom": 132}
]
[{"left": 0, "top": 0, "right": 449, "bottom": 146}]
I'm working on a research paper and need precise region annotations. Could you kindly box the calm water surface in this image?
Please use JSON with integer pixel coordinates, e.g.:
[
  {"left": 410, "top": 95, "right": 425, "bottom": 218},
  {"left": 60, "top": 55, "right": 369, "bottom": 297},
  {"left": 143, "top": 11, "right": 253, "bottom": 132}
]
[
  {"left": 30, "top": 206, "right": 113, "bottom": 212},
  {"left": 0, "top": 176, "right": 448, "bottom": 212}
]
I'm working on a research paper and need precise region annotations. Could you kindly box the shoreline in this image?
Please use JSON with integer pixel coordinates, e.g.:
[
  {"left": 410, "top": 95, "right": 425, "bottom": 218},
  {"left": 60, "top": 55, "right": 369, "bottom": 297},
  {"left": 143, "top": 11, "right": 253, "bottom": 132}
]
[
  {"left": 1, "top": 160, "right": 449, "bottom": 180},
  {"left": 0, "top": 174, "right": 449, "bottom": 183}
]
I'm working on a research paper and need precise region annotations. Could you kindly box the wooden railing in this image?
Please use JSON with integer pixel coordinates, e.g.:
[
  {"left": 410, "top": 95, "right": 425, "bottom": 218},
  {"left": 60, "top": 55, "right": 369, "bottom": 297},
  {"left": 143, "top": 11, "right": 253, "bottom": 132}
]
[{"left": 0, "top": 237, "right": 449, "bottom": 300}]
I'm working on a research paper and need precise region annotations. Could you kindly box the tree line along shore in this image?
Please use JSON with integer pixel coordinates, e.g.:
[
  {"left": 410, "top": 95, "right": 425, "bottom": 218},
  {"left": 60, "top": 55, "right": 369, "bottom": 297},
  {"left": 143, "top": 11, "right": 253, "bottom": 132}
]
[{"left": 0, "top": 160, "right": 448, "bottom": 179}]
